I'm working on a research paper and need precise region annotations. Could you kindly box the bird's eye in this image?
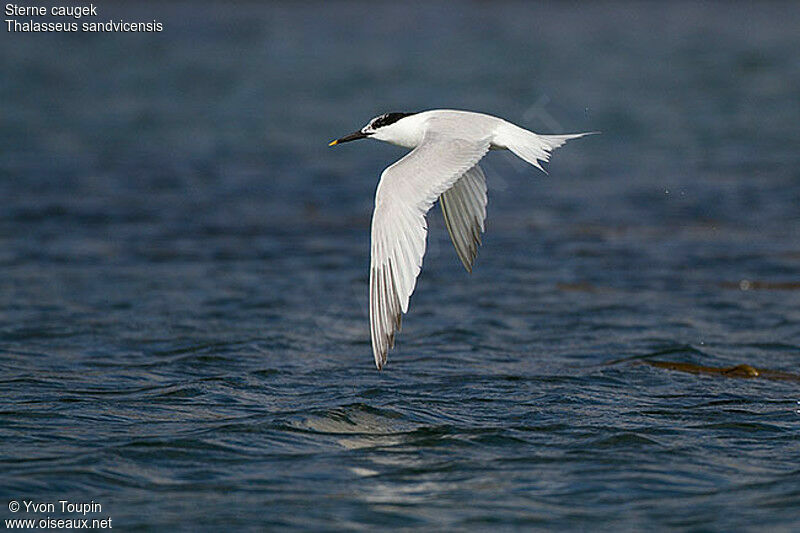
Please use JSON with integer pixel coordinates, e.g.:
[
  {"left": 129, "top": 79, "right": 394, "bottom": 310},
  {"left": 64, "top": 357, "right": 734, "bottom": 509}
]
[{"left": 371, "top": 115, "right": 388, "bottom": 129}]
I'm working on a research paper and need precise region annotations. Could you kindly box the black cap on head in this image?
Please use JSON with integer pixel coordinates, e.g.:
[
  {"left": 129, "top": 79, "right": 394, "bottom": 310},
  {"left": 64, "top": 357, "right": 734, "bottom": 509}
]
[{"left": 370, "top": 112, "right": 417, "bottom": 129}]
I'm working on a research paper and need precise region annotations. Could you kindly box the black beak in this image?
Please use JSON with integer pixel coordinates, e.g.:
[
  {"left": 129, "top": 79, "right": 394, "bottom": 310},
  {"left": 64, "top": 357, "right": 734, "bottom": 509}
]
[{"left": 329, "top": 131, "right": 368, "bottom": 146}]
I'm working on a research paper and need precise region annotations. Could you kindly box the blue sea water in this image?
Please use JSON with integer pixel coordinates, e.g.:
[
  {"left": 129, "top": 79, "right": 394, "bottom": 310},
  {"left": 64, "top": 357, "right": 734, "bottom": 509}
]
[{"left": 1, "top": 1, "right": 799, "bottom": 530}]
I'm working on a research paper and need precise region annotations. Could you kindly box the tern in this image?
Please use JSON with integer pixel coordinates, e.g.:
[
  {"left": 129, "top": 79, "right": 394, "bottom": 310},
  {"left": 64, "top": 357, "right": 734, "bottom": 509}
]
[{"left": 329, "top": 109, "right": 594, "bottom": 369}]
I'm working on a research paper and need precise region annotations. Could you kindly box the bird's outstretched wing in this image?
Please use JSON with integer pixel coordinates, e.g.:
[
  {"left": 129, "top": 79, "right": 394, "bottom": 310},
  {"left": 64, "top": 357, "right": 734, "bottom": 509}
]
[
  {"left": 370, "top": 132, "right": 491, "bottom": 369},
  {"left": 439, "top": 164, "right": 487, "bottom": 273}
]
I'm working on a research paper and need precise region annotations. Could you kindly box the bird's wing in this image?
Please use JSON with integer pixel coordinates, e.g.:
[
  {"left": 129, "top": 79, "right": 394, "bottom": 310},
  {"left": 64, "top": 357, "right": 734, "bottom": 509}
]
[
  {"left": 439, "top": 164, "right": 487, "bottom": 273},
  {"left": 370, "top": 132, "right": 491, "bottom": 369}
]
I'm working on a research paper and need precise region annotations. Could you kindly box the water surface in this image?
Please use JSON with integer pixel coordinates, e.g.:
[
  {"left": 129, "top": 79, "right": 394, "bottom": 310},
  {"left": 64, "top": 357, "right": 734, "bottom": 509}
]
[{"left": 1, "top": 2, "right": 799, "bottom": 530}]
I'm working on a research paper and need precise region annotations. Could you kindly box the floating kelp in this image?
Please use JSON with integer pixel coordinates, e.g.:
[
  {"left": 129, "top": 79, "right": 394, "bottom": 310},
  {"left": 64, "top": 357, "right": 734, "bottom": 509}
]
[{"left": 646, "top": 360, "right": 800, "bottom": 382}]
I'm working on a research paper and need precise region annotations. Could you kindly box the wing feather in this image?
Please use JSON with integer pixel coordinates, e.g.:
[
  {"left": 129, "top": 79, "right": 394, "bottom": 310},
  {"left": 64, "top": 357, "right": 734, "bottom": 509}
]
[
  {"left": 439, "top": 164, "right": 488, "bottom": 273},
  {"left": 370, "top": 132, "right": 491, "bottom": 369}
]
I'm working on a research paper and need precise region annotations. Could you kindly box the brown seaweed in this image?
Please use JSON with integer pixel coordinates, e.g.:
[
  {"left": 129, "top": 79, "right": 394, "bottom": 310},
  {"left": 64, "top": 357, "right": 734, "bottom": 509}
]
[{"left": 645, "top": 360, "right": 800, "bottom": 382}]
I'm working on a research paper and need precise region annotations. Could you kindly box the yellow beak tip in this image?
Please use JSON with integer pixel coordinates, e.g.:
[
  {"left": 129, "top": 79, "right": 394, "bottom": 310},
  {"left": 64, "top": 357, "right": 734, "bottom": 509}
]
[{"left": 328, "top": 140, "right": 338, "bottom": 146}]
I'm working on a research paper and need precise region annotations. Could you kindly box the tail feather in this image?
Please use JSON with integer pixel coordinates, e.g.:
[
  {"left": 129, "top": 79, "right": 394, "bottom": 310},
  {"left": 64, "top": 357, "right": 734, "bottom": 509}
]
[{"left": 495, "top": 123, "right": 597, "bottom": 173}]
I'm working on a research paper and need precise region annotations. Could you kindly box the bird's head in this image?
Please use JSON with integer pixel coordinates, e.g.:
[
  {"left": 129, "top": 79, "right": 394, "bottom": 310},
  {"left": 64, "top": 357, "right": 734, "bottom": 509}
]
[{"left": 329, "top": 112, "right": 417, "bottom": 146}]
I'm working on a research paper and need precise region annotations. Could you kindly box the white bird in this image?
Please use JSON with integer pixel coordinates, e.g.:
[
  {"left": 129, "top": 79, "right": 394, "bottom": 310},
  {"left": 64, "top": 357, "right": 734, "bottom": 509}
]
[{"left": 329, "top": 109, "right": 594, "bottom": 369}]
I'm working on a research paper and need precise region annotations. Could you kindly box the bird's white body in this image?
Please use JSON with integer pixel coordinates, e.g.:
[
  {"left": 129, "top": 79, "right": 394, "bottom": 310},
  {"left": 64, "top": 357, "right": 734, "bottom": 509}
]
[
  {"left": 330, "top": 109, "right": 594, "bottom": 369},
  {"left": 372, "top": 109, "right": 522, "bottom": 151}
]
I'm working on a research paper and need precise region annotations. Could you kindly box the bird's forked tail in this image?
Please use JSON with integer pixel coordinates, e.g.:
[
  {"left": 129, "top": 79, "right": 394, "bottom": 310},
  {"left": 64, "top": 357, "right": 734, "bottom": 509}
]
[{"left": 494, "top": 122, "right": 597, "bottom": 173}]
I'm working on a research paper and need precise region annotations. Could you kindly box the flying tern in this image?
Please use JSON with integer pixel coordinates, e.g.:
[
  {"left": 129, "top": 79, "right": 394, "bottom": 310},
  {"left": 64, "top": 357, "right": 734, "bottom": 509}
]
[{"left": 329, "top": 109, "right": 594, "bottom": 369}]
